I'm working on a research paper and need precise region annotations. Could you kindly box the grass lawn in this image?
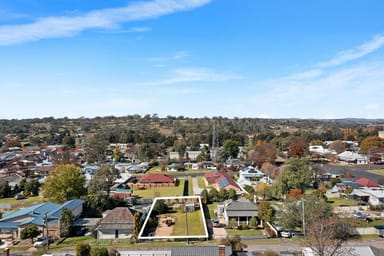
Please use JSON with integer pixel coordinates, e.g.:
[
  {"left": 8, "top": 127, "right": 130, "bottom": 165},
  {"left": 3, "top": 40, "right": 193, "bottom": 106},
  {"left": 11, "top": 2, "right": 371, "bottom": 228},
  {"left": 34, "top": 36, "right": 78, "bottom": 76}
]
[
  {"left": 133, "top": 179, "right": 185, "bottom": 198},
  {"left": 344, "top": 217, "right": 384, "bottom": 228},
  {"left": 226, "top": 229, "right": 263, "bottom": 236},
  {"left": 197, "top": 178, "right": 206, "bottom": 189},
  {"left": 0, "top": 196, "right": 46, "bottom": 210},
  {"left": 328, "top": 197, "right": 358, "bottom": 207},
  {"left": 168, "top": 210, "right": 206, "bottom": 236},
  {"left": 188, "top": 177, "right": 194, "bottom": 196},
  {"left": 206, "top": 203, "right": 218, "bottom": 219},
  {"left": 367, "top": 169, "right": 384, "bottom": 176}
]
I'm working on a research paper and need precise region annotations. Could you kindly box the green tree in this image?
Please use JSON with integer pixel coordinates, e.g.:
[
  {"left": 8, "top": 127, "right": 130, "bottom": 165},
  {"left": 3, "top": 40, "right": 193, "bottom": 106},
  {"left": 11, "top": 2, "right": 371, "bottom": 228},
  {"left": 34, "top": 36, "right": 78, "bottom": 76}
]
[
  {"left": 133, "top": 211, "right": 142, "bottom": 240},
  {"left": 60, "top": 208, "right": 74, "bottom": 237},
  {"left": 208, "top": 187, "right": 219, "bottom": 202},
  {"left": 153, "top": 200, "right": 168, "bottom": 214},
  {"left": 220, "top": 139, "right": 240, "bottom": 160},
  {"left": 63, "top": 135, "right": 76, "bottom": 148},
  {"left": 219, "top": 187, "right": 229, "bottom": 200},
  {"left": 277, "top": 157, "right": 312, "bottom": 195},
  {"left": 0, "top": 181, "right": 11, "bottom": 198},
  {"left": 85, "top": 136, "right": 107, "bottom": 164},
  {"left": 249, "top": 216, "right": 257, "bottom": 228},
  {"left": 220, "top": 235, "right": 247, "bottom": 255},
  {"left": 20, "top": 224, "right": 41, "bottom": 243},
  {"left": 24, "top": 179, "right": 40, "bottom": 196},
  {"left": 42, "top": 164, "right": 86, "bottom": 203},
  {"left": 76, "top": 243, "right": 91, "bottom": 256},
  {"left": 90, "top": 247, "right": 109, "bottom": 256},
  {"left": 200, "top": 189, "right": 209, "bottom": 203},
  {"left": 87, "top": 165, "right": 119, "bottom": 212},
  {"left": 228, "top": 188, "right": 238, "bottom": 200}
]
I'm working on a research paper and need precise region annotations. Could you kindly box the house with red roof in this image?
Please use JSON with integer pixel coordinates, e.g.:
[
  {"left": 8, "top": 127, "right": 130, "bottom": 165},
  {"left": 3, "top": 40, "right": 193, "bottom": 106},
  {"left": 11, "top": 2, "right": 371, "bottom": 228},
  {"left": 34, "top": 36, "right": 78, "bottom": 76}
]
[
  {"left": 204, "top": 171, "right": 241, "bottom": 192},
  {"left": 130, "top": 173, "right": 176, "bottom": 189},
  {"left": 355, "top": 177, "right": 380, "bottom": 187}
]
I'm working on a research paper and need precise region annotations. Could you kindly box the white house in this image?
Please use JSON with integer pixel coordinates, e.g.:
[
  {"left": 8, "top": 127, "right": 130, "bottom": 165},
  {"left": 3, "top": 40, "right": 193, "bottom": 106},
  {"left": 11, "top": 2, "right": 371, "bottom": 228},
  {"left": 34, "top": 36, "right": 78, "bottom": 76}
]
[{"left": 239, "top": 166, "right": 265, "bottom": 181}]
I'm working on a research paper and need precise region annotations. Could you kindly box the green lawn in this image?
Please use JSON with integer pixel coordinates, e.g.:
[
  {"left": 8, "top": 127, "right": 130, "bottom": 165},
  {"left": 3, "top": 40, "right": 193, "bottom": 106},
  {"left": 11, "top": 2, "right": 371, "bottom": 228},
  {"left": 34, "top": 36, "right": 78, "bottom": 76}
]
[
  {"left": 197, "top": 178, "right": 207, "bottom": 189},
  {"left": 367, "top": 169, "right": 384, "bottom": 176},
  {"left": 0, "top": 196, "right": 46, "bottom": 210},
  {"left": 344, "top": 217, "right": 384, "bottom": 228},
  {"left": 206, "top": 203, "right": 218, "bottom": 219},
  {"left": 226, "top": 229, "right": 263, "bottom": 236},
  {"left": 168, "top": 210, "right": 206, "bottom": 236},
  {"left": 133, "top": 179, "right": 185, "bottom": 198},
  {"left": 328, "top": 197, "right": 358, "bottom": 207},
  {"left": 188, "top": 177, "right": 194, "bottom": 196}
]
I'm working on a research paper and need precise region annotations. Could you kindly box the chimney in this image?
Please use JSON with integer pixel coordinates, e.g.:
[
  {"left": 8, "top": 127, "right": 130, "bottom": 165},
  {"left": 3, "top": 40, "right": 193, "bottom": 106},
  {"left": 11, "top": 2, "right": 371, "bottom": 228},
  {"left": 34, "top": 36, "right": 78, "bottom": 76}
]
[
  {"left": 218, "top": 245, "right": 226, "bottom": 256},
  {"left": 3, "top": 248, "right": 10, "bottom": 256}
]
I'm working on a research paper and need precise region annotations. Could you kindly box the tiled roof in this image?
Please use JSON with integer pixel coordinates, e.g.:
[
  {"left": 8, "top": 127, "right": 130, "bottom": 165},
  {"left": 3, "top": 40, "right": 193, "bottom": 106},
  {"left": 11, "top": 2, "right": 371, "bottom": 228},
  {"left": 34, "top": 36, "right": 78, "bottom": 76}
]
[
  {"left": 355, "top": 177, "right": 379, "bottom": 187},
  {"left": 139, "top": 173, "right": 175, "bottom": 183},
  {"left": 204, "top": 171, "right": 240, "bottom": 190}
]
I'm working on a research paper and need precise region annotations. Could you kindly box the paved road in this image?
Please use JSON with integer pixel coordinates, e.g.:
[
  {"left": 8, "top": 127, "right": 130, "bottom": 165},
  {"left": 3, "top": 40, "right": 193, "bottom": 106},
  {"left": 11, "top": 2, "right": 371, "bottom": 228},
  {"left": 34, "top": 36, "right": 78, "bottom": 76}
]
[{"left": 320, "top": 163, "right": 384, "bottom": 183}]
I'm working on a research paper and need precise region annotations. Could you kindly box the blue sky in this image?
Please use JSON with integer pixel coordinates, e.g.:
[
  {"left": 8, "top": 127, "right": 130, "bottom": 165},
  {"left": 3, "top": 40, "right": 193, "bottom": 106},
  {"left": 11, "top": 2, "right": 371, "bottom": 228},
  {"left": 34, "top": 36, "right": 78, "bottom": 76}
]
[{"left": 1, "top": 0, "right": 384, "bottom": 119}]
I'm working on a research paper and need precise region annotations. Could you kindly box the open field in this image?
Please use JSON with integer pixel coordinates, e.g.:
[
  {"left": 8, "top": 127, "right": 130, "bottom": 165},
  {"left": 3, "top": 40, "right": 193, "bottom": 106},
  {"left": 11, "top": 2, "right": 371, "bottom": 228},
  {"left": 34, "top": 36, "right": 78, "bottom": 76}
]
[
  {"left": 328, "top": 197, "right": 358, "bottom": 207},
  {"left": 133, "top": 179, "right": 185, "bottom": 198}
]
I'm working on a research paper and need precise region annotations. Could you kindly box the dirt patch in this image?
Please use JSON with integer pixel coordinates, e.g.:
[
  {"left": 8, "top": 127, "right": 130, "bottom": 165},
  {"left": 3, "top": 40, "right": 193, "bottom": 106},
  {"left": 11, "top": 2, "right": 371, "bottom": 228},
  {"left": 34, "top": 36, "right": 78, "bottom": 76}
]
[{"left": 155, "top": 215, "right": 175, "bottom": 237}]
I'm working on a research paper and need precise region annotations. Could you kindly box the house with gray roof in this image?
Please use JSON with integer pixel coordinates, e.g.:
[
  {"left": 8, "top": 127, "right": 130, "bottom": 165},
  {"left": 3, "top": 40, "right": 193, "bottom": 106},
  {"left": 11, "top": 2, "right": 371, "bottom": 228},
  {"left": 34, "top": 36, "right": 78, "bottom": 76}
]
[
  {"left": 96, "top": 207, "right": 134, "bottom": 239},
  {"left": 0, "top": 199, "right": 83, "bottom": 239},
  {"left": 217, "top": 197, "right": 258, "bottom": 226}
]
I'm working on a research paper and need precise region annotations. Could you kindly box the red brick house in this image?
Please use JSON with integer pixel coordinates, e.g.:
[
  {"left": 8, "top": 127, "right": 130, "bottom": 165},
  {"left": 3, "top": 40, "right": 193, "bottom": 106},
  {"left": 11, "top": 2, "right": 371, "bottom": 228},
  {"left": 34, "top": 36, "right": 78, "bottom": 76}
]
[{"left": 130, "top": 173, "right": 176, "bottom": 189}]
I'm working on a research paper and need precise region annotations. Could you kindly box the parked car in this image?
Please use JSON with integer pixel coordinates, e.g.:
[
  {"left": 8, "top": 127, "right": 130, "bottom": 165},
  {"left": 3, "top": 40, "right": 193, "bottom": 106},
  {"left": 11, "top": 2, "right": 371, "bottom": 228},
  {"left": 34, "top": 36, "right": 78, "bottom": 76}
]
[
  {"left": 212, "top": 219, "right": 221, "bottom": 227},
  {"left": 352, "top": 211, "right": 369, "bottom": 219},
  {"left": 280, "top": 230, "right": 295, "bottom": 238},
  {"left": 14, "top": 194, "right": 25, "bottom": 200},
  {"left": 33, "top": 236, "right": 53, "bottom": 247}
]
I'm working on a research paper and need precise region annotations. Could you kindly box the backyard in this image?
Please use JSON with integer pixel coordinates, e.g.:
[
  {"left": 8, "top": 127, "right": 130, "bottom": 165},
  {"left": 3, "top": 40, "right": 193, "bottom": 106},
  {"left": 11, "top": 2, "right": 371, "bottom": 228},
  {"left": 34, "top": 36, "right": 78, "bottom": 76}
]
[{"left": 133, "top": 179, "right": 186, "bottom": 198}]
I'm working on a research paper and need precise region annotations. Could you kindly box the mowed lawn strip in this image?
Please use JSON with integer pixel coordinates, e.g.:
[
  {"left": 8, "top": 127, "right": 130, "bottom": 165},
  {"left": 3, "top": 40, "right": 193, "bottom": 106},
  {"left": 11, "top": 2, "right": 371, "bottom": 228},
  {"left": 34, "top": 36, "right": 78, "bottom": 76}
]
[
  {"left": 169, "top": 210, "right": 205, "bottom": 236},
  {"left": 367, "top": 169, "right": 384, "bottom": 176},
  {"left": 197, "top": 178, "right": 206, "bottom": 189},
  {"left": 133, "top": 179, "right": 185, "bottom": 198}
]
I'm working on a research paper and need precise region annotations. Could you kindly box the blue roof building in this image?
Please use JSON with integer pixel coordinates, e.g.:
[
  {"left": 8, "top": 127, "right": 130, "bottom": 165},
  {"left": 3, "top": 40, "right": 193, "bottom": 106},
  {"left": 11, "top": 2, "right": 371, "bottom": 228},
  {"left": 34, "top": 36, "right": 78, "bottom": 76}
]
[{"left": 0, "top": 199, "right": 84, "bottom": 239}]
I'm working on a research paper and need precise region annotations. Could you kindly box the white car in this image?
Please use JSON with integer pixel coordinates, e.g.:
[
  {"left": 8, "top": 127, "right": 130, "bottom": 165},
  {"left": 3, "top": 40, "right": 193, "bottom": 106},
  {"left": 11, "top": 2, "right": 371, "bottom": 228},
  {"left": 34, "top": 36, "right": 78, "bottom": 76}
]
[{"left": 33, "top": 236, "right": 53, "bottom": 247}]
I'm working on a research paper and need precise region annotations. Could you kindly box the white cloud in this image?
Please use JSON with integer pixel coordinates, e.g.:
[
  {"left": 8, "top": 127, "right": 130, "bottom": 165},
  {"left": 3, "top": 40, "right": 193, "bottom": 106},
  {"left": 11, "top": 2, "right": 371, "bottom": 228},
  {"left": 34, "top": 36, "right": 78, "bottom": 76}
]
[
  {"left": 173, "top": 51, "right": 189, "bottom": 59},
  {"left": 138, "top": 67, "right": 244, "bottom": 86},
  {"left": 318, "top": 35, "right": 384, "bottom": 67},
  {"left": 0, "top": 0, "right": 211, "bottom": 45}
]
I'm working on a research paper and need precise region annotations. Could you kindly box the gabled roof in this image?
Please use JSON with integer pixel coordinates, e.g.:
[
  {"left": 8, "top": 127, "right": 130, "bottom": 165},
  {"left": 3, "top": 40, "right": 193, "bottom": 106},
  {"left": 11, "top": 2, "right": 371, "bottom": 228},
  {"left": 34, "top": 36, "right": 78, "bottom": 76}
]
[
  {"left": 139, "top": 173, "right": 175, "bottom": 183},
  {"left": 204, "top": 171, "right": 240, "bottom": 190},
  {"left": 98, "top": 207, "right": 134, "bottom": 230},
  {"left": 0, "top": 202, "right": 60, "bottom": 222},
  {"left": 355, "top": 177, "right": 379, "bottom": 187},
  {"left": 225, "top": 198, "right": 258, "bottom": 211}
]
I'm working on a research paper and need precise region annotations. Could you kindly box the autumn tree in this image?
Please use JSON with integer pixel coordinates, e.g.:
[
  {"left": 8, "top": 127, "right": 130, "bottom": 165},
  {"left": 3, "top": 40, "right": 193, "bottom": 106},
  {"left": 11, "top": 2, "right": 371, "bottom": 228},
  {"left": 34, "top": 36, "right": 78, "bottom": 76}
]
[
  {"left": 247, "top": 141, "right": 277, "bottom": 168},
  {"left": 42, "top": 164, "right": 86, "bottom": 203},
  {"left": 310, "top": 139, "right": 323, "bottom": 146},
  {"left": 328, "top": 140, "right": 346, "bottom": 154},
  {"left": 288, "top": 137, "right": 308, "bottom": 157},
  {"left": 280, "top": 195, "right": 350, "bottom": 256},
  {"left": 277, "top": 157, "right": 312, "bottom": 196},
  {"left": 258, "top": 201, "right": 275, "bottom": 227},
  {"left": 359, "top": 135, "right": 383, "bottom": 154}
]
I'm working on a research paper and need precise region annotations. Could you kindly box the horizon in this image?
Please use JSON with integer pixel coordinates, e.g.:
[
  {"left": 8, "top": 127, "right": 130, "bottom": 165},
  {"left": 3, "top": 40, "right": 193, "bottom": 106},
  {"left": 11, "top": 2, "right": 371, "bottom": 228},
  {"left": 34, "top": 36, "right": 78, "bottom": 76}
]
[{"left": 1, "top": 0, "right": 384, "bottom": 119}]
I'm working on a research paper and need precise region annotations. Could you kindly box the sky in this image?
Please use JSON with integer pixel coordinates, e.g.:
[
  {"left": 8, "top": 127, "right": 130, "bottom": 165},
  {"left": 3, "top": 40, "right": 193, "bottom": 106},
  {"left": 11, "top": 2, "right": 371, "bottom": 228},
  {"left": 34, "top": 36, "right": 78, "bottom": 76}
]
[{"left": 1, "top": 0, "right": 384, "bottom": 119}]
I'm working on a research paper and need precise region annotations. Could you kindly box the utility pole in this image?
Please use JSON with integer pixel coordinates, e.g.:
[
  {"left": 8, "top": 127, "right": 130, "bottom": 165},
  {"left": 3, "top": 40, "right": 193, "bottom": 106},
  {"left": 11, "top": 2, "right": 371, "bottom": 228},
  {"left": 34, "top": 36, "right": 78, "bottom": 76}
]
[
  {"left": 44, "top": 212, "right": 49, "bottom": 250},
  {"left": 301, "top": 198, "right": 305, "bottom": 237},
  {"left": 185, "top": 208, "right": 189, "bottom": 245}
]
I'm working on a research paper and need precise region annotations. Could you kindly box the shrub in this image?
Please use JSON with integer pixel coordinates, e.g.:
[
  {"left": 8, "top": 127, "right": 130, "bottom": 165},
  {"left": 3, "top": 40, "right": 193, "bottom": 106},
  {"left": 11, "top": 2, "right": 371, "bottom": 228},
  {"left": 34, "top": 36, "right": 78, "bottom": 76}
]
[{"left": 76, "top": 243, "right": 91, "bottom": 256}]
